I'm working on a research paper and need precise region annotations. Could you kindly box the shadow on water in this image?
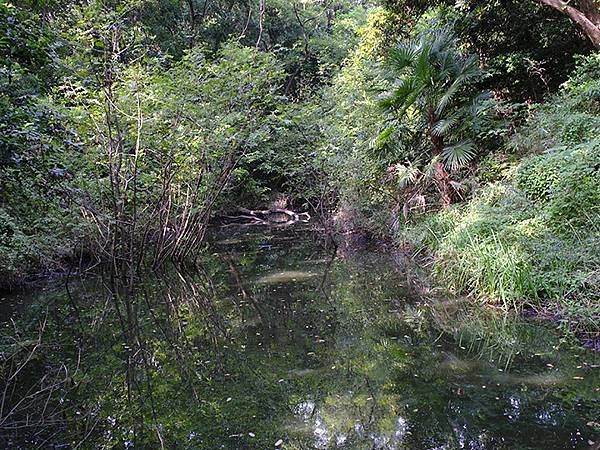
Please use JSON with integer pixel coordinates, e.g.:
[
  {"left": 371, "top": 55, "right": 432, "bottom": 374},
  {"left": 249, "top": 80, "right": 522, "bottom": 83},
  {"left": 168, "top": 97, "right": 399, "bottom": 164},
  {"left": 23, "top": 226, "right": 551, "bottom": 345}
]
[{"left": 0, "top": 225, "right": 598, "bottom": 449}]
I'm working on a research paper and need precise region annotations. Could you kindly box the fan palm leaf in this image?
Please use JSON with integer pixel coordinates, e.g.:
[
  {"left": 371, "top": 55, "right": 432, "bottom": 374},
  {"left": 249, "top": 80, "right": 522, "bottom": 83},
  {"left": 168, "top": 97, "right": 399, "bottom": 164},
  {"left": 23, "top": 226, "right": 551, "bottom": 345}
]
[
  {"left": 442, "top": 141, "right": 476, "bottom": 171},
  {"left": 431, "top": 110, "right": 462, "bottom": 137},
  {"left": 372, "top": 126, "right": 395, "bottom": 153},
  {"left": 395, "top": 163, "right": 421, "bottom": 190},
  {"left": 389, "top": 44, "right": 419, "bottom": 71},
  {"left": 379, "top": 27, "right": 487, "bottom": 210},
  {"left": 435, "top": 56, "right": 480, "bottom": 115},
  {"left": 424, "top": 154, "right": 442, "bottom": 179}
]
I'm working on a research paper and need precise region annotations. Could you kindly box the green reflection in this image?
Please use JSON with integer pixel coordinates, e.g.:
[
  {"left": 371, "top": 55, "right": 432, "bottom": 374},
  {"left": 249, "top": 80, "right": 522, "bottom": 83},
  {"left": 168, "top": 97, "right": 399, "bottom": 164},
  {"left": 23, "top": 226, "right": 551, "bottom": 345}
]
[{"left": 1, "top": 226, "right": 598, "bottom": 449}]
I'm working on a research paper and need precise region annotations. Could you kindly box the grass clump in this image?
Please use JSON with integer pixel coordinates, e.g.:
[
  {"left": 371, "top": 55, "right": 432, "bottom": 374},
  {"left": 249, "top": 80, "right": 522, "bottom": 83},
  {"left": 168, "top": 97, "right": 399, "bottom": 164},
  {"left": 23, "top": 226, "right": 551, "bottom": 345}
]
[{"left": 405, "top": 176, "right": 599, "bottom": 326}]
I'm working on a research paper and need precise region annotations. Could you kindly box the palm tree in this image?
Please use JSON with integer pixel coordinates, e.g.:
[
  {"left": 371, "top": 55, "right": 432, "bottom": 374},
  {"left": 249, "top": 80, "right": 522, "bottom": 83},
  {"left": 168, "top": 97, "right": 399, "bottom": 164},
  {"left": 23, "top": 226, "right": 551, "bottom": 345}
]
[{"left": 378, "top": 28, "right": 488, "bottom": 209}]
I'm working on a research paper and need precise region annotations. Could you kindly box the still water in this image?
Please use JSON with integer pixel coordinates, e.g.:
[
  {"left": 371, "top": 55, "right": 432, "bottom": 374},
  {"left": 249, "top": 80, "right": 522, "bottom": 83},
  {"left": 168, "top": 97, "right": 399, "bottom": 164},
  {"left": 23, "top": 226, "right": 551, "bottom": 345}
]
[{"left": 1, "top": 226, "right": 598, "bottom": 449}]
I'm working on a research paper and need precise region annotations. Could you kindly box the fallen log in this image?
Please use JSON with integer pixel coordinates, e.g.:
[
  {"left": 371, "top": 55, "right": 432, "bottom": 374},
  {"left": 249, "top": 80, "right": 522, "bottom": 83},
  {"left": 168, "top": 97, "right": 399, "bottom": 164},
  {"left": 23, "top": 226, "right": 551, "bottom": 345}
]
[{"left": 224, "top": 207, "right": 310, "bottom": 226}]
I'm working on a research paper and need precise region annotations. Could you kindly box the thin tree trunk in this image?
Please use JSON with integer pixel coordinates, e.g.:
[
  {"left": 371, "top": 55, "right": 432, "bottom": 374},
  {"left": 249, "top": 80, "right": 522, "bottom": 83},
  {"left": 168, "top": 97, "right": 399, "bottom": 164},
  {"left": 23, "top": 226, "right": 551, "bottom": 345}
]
[
  {"left": 428, "top": 107, "right": 455, "bottom": 208},
  {"left": 434, "top": 162, "right": 454, "bottom": 208},
  {"left": 536, "top": 0, "right": 600, "bottom": 48},
  {"left": 256, "top": 0, "right": 265, "bottom": 48}
]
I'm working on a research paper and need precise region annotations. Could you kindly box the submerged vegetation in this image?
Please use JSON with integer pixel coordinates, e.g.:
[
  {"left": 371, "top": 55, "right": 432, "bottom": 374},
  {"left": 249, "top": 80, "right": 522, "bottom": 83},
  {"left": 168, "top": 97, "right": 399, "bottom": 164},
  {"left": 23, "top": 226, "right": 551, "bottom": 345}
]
[{"left": 1, "top": 0, "right": 600, "bottom": 447}]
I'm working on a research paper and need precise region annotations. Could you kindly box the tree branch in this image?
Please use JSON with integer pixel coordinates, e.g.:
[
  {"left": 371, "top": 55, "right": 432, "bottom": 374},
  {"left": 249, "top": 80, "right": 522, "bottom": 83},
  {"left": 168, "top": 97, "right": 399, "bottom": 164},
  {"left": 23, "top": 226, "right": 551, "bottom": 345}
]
[{"left": 536, "top": 0, "right": 600, "bottom": 48}]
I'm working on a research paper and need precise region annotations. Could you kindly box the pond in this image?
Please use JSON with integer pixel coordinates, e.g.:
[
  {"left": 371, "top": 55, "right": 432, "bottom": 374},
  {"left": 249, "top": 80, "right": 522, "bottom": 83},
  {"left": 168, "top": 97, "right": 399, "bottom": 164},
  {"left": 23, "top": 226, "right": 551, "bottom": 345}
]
[{"left": 1, "top": 226, "right": 598, "bottom": 449}]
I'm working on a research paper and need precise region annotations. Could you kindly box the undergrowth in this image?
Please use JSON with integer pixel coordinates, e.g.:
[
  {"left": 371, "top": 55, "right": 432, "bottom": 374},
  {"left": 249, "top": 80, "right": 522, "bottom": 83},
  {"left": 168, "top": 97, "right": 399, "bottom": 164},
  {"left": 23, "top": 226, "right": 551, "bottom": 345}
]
[{"left": 401, "top": 53, "right": 600, "bottom": 330}]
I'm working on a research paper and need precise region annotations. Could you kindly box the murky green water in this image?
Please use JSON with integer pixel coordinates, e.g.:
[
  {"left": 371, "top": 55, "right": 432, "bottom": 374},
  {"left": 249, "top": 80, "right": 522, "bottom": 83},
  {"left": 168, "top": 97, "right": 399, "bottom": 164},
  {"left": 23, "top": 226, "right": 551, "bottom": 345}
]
[{"left": 1, "top": 226, "right": 599, "bottom": 449}]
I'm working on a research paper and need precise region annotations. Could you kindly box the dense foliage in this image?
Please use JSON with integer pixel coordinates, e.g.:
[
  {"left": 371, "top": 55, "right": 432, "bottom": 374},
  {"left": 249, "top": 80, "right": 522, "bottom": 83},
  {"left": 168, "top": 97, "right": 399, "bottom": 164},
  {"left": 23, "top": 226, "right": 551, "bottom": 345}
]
[
  {"left": 382, "top": 0, "right": 594, "bottom": 100},
  {"left": 1, "top": 0, "right": 600, "bottom": 448},
  {"left": 0, "top": 0, "right": 598, "bottom": 333},
  {"left": 403, "top": 52, "right": 600, "bottom": 327},
  {"left": 0, "top": 0, "right": 367, "bottom": 283},
  {"left": 0, "top": 0, "right": 600, "bottom": 322}
]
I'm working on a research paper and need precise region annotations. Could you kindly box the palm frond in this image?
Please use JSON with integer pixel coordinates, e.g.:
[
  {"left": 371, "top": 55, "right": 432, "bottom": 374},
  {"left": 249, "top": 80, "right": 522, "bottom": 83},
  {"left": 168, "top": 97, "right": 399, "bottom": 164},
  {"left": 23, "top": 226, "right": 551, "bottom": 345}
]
[
  {"left": 403, "top": 193, "right": 427, "bottom": 220},
  {"left": 435, "top": 83, "right": 460, "bottom": 115},
  {"left": 397, "top": 83, "right": 424, "bottom": 117},
  {"left": 394, "top": 163, "right": 421, "bottom": 190},
  {"left": 431, "top": 112, "right": 461, "bottom": 137},
  {"left": 389, "top": 43, "right": 419, "bottom": 71},
  {"left": 378, "top": 78, "right": 417, "bottom": 110},
  {"left": 424, "top": 154, "right": 442, "bottom": 179},
  {"left": 380, "top": 26, "right": 486, "bottom": 188},
  {"left": 469, "top": 91, "right": 493, "bottom": 117},
  {"left": 429, "top": 27, "right": 454, "bottom": 54},
  {"left": 435, "top": 56, "right": 481, "bottom": 115},
  {"left": 414, "top": 43, "right": 432, "bottom": 82},
  {"left": 371, "top": 126, "right": 395, "bottom": 155},
  {"left": 442, "top": 141, "right": 476, "bottom": 171},
  {"left": 380, "top": 78, "right": 425, "bottom": 121}
]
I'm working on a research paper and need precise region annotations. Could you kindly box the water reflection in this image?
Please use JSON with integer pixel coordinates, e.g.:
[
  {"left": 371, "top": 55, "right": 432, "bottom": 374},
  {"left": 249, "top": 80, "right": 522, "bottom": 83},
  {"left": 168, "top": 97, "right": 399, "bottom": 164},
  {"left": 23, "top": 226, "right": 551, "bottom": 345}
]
[
  {"left": 293, "top": 396, "right": 410, "bottom": 450},
  {"left": 256, "top": 270, "right": 320, "bottom": 285},
  {"left": 0, "top": 225, "right": 598, "bottom": 449}
]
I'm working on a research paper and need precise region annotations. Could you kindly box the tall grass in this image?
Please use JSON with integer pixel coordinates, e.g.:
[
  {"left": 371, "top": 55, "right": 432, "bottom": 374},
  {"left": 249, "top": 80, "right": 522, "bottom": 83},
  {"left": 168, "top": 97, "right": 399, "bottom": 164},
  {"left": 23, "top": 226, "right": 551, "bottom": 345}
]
[
  {"left": 402, "top": 180, "right": 599, "bottom": 326},
  {"left": 400, "top": 53, "right": 600, "bottom": 328},
  {"left": 435, "top": 231, "right": 537, "bottom": 310}
]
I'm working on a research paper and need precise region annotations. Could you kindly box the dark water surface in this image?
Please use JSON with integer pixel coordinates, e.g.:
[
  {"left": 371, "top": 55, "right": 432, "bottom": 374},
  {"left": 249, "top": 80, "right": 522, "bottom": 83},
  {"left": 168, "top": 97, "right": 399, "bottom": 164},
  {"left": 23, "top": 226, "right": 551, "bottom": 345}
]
[{"left": 1, "top": 226, "right": 598, "bottom": 449}]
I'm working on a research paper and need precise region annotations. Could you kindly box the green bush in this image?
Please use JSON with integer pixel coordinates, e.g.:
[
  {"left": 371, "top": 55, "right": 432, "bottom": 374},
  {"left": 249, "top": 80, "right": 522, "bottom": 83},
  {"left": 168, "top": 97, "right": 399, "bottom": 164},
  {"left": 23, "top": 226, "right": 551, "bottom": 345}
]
[
  {"left": 546, "top": 144, "right": 600, "bottom": 230},
  {"left": 511, "top": 53, "right": 600, "bottom": 154},
  {"left": 0, "top": 209, "right": 34, "bottom": 281},
  {"left": 562, "top": 53, "right": 600, "bottom": 110},
  {"left": 517, "top": 142, "right": 600, "bottom": 229},
  {"left": 516, "top": 151, "right": 562, "bottom": 202}
]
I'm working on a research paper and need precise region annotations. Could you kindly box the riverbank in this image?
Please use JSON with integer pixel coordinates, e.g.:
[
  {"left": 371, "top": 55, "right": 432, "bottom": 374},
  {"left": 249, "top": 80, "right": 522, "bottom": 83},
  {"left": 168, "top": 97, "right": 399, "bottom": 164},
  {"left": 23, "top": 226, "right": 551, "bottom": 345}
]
[
  {"left": 330, "top": 52, "right": 600, "bottom": 342},
  {"left": 390, "top": 171, "right": 599, "bottom": 350},
  {"left": 389, "top": 146, "right": 600, "bottom": 344}
]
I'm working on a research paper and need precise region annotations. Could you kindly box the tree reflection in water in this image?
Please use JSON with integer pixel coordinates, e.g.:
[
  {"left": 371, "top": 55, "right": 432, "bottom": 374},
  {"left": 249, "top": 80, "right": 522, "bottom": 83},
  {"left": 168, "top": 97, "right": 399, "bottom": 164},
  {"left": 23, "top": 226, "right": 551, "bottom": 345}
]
[{"left": 0, "top": 226, "right": 598, "bottom": 449}]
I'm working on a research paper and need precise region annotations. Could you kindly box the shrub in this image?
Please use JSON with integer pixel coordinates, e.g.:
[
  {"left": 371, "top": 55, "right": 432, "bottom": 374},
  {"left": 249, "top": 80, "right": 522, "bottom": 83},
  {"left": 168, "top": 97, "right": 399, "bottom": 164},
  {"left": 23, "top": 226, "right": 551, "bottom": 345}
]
[
  {"left": 516, "top": 151, "right": 563, "bottom": 202},
  {"left": 517, "top": 142, "right": 600, "bottom": 229}
]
